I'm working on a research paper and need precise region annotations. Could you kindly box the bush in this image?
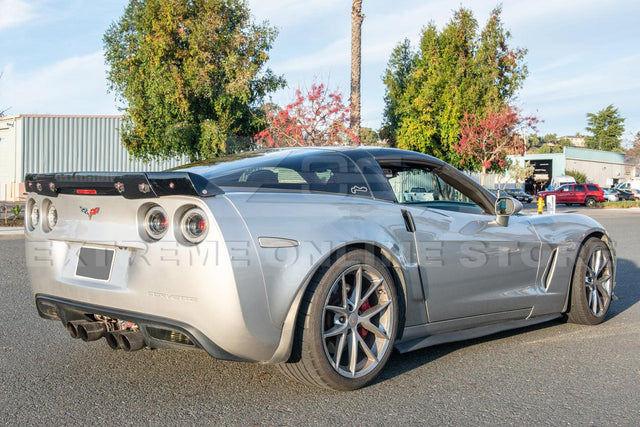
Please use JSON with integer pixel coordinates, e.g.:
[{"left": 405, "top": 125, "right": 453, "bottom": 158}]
[{"left": 564, "top": 169, "right": 587, "bottom": 183}]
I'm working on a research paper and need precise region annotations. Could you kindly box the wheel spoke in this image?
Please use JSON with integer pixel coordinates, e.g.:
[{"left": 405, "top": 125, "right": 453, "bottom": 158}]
[
  {"left": 597, "top": 278, "right": 611, "bottom": 299},
  {"left": 360, "top": 278, "right": 384, "bottom": 306},
  {"left": 334, "top": 332, "right": 346, "bottom": 368},
  {"left": 361, "top": 299, "right": 391, "bottom": 320},
  {"left": 323, "top": 323, "right": 347, "bottom": 339},
  {"left": 325, "top": 305, "right": 348, "bottom": 316},
  {"left": 341, "top": 275, "right": 349, "bottom": 309},
  {"left": 590, "top": 289, "right": 599, "bottom": 314},
  {"left": 357, "top": 333, "right": 378, "bottom": 362},
  {"left": 347, "top": 330, "right": 358, "bottom": 377},
  {"left": 350, "top": 266, "right": 363, "bottom": 308},
  {"left": 596, "top": 293, "right": 605, "bottom": 314},
  {"left": 596, "top": 256, "right": 609, "bottom": 276},
  {"left": 591, "top": 250, "right": 601, "bottom": 274},
  {"left": 360, "top": 319, "right": 390, "bottom": 340}
]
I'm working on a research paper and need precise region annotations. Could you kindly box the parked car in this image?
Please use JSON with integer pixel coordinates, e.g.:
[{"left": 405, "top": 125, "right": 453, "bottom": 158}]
[
  {"left": 602, "top": 188, "right": 619, "bottom": 202},
  {"left": 612, "top": 188, "right": 635, "bottom": 201},
  {"left": 24, "top": 147, "right": 616, "bottom": 390},
  {"left": 538, "top": 183, "right": 605, "bottom": 208},
  {"left": 505, "top": 189, "right": 533, "bottom": 203}
]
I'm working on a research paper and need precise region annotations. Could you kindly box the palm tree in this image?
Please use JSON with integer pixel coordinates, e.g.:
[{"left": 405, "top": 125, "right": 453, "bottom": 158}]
[{"left": 350, "top": 0, "right": 364, "bottom": 143}]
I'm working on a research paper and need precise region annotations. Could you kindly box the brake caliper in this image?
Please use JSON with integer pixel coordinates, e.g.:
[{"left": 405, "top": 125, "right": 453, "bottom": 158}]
[{"left": 358, "top": 300, "right": 371, "bottom": 338}]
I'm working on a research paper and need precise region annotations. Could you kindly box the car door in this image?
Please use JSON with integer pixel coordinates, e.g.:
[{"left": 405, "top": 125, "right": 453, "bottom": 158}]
[
  {"left": 386, "top": 164, "right": 541, "bottom": 323},
  {"left": 572, "top": 184, "right": 586, "bottom": 203},
  {"left": 555, "top": 185, "right": 571, "bottom": 203}
]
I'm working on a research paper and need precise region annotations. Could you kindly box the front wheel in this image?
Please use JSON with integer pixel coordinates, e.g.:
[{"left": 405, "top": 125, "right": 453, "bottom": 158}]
[
  {"left": 585, "top": 197, "right": 597, "bottom": 208},
  {"left": 278, "top": 250, "right": 398, "bottom": 390},
  {"left": 567, "top": 238, "right": 614, "bottom": 325}
]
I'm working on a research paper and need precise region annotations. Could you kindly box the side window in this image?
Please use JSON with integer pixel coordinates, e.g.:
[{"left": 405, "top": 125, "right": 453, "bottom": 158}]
[
  {"left": 586, "top": 185, "right": 599, "bottom": 191},
  {"left": 561, "top": 186, "right": 570, "bottom": 192},
  {"left": 385, "top": 166, "right": 482, "bottom": 213},
  {"left": 574, "top": 185, "right": 586, "bottom": 192}
]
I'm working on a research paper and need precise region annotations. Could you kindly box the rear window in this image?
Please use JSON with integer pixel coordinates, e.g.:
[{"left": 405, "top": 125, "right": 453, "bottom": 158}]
[
  {"left": 587, "top": 185, "right": 599, "bottom": 191},
  {"left": 201, "top": 151, "right": 372, "bottom": 197}
]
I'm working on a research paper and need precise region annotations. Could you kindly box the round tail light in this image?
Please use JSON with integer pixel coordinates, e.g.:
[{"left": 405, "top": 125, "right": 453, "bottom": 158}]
[
  {"left": 180, "top": 207, "right": 208, "bottom": 244},
  {"left": 30, "top": 203, "right": 40, "bottom": 229},
  {"left": 46, "top": 203, "right": 58, "bottom": 230},
  {"left": 143, "top": 206, "right": 169, "bottom": 240}
]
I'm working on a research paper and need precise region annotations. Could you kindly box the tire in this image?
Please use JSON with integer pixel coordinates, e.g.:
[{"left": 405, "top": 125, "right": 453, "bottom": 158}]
[
  {"left": 278, "top": 249, "right": 398, "bottom": 390},
  {"left": 567, "top": 238, "right": 614, "bottom": 325},
  {"left": 585, "top": 197, "right": 597, "bottom": 208}
]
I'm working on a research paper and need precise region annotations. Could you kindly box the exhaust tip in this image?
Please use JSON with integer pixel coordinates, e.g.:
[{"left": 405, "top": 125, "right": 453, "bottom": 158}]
[
  {"left": 119, "top": 331, "right": 145, "bottom": 352},
  {"left": 66, "top": 320, "right": 91, "bottom": 339},
  {"left": 106, "top": 332, "right": 121, "bottom": 350},
  {"left": 66, "top": 322, "right": 80, "bottom": 339},
  {"left": 77, "top": 322, "right": 107, "bottom": 342}
]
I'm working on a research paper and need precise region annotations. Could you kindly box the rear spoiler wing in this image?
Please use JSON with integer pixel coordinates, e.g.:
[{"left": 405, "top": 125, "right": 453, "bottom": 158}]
[{"left": 24, "top": 171, "right": 224, "bottom": 199}]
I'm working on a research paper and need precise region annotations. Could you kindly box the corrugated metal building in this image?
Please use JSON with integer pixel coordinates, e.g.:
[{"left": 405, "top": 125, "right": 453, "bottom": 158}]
[
  {"left": 0, "top": 115, "right": 187, "bottom": 201},
  {"left": 510, "top": 146, "right": 632, "bottom": 188}
]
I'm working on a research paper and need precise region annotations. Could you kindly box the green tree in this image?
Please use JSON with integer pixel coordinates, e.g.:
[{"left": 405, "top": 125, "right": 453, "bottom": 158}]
[
  {"left": 626, "top": 131, "right": 640, "bottom": 164},
  {"left": 508, "top": 161, "right": 535, "bottom": 186},
  {"left": 104, "top": 0, "right": 285, "bottom": 161},
  {"left": 359, "top": 127, "right": 380, "bottom": 146},
  {"left": 565, "top": 169, "right": 587, "bottom": 184},
  {"left": 380, "top": 38, "right": 416, "bottom": 146},
  {"left": 585, "top": 104, "right": 625, "bottom": 151},
  {"left": 388, "top": 6, "right": 527, "bottom": 168}
]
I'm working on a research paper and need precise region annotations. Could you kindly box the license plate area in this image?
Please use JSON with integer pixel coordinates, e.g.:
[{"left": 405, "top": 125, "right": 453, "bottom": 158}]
[{"left": 76, "top": 247, "right": 115, "bottom": 281}]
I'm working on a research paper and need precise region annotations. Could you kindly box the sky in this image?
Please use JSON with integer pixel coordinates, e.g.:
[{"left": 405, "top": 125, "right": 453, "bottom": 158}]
[{"left": 1, "top": 0, "right": 638, "bottom": 145}]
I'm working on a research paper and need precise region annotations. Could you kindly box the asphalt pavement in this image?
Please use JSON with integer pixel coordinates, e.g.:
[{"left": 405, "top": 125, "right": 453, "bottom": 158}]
[{"left": 1, "top": 209, "right": 639, "bottom": 425}]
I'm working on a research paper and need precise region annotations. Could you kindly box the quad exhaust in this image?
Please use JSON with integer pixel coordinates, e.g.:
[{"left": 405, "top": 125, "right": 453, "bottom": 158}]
[
  {"left": 66, "top": 320, "right": 146, "bottom": 351},
  {"left": 105, "top": 330, "right": 145, "bottom": 352},
  {"left": 66, "top": 320, "right": 107, "bottom": 342}
]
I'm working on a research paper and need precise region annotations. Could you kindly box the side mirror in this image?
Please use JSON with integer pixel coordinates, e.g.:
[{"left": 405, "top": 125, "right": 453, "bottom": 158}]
[{"left": 495, "top": 197, "right": 522, "bottom": 226}]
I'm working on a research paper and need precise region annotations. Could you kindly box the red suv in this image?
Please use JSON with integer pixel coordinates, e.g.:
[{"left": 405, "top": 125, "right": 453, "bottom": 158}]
[{"left": 538, "top": 183, "right": 605, "bottom": 208}]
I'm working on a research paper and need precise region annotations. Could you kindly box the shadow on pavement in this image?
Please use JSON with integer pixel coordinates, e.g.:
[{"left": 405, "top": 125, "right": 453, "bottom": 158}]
[{"left": 608, "top": 257, "right": 640, "bottom": 319}]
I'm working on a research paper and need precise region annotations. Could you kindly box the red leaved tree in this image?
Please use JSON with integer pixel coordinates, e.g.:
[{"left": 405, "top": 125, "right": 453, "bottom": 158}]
[
  {"left": 255, "top": 84, "right": 359, "bottom": 147},
  {"left": 455, "top": 106, "right": 538, "bottom": 185}
]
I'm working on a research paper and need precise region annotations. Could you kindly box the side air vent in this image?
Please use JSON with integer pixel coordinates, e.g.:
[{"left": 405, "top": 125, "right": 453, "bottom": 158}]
[{"left": 542, "top": 248, "right": 559, "bottom": 291}]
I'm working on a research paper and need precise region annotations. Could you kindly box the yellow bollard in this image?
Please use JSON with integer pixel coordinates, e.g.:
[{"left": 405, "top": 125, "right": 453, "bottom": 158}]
[{"left": 537, "top": 196, "right": 545, "bottom": 214}]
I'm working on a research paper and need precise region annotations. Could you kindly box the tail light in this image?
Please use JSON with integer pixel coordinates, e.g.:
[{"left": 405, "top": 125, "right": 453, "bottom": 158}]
[
  {"left": 179, "top": 207, "right": 208, "bottom": 244},
  {"left": 30, "top": 202, "right": 40, "bottom": 230},
  {"left": 142, "top": 206, "right": 169, "bottom": 241},
  {"left": 42, "top": 200, "right": 58, "bottom": 232}
]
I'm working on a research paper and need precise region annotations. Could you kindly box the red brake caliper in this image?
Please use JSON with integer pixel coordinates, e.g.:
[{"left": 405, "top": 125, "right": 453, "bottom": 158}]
[{"left": 358, "top": 300, "right": 371, "bottom": 338}]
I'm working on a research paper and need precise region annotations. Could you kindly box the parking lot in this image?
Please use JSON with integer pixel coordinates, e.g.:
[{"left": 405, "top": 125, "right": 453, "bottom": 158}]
[{"left": 1, "top": 208, "right": 639, "bottom": 425}]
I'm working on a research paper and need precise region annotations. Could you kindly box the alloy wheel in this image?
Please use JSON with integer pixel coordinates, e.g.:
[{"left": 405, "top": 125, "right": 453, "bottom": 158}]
[
  {"left": 321, "top": 264, "right": 394, "bottom": 378},
  {"left": 584, "top": 247, "right": 613, "bottom": 317}
]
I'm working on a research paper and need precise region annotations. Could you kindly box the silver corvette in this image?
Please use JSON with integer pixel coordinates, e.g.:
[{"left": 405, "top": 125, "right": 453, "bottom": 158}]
[{"left": 25, "top": 147, "right": 616, "bottom": 390}]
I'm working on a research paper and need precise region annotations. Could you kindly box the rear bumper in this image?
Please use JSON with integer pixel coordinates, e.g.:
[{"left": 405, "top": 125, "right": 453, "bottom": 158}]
[
  {"left": 36, "top": 295, "right": 246, "bottom": 361},
  {"left": 26, "top": 235, "right": 282, "bottom": 363}
]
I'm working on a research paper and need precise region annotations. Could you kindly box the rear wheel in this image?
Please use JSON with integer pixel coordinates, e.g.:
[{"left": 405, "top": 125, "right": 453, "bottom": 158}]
[
  {"left": 585, "top": 197, "right": 597, "bottom": 208},
  {"left": 278, "top": 250, "right": 398, "bottom": 390},
  {"left": 567, "top": 238, "right": 614, "bottom": 325}
]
